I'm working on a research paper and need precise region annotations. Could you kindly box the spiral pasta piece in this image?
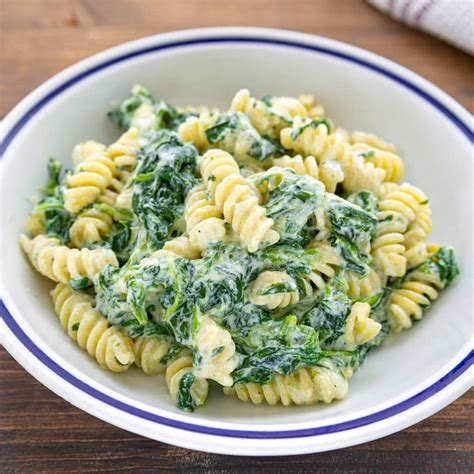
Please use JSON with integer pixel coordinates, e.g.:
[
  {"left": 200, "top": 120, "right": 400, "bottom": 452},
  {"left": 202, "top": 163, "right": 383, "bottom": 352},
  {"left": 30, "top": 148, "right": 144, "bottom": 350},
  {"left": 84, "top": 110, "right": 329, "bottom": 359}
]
[
  {"left": 272, "top": 155, "right": 344, "bottom": 193},
  {"left": 63, "top": 150, "right": 118, "bottom": 213},
  {"left": 133, "top": 335, "right": 176, "bottom": 375},
  {"left": 388, "top": 267, "right": 443, "bottom": 332},
  {"left": 403, "top": 190, "right": 432, "bottom": 269},
  {"left": 375, "top": 183, "right": 432, "bottom": 272},
  {"left": 193, "top": 315, "right": 238, "bottom": 386},
  {"left": 69, "top": 208, "right": 113, "bottom": 248},
  {"left": 344, "top": 302, "right": 381, "bottom": 347},
  {"left": 99, "top": 170, "right": 132, "bottom": 207},
  {"left": 162, "top": 235, "right": 201, "bottom": 260},
  {"left": 72, "top": 140, "right": 107, "bottom": 167},
  {"left": 115, "top": 187, "right": 134, "bottom": 209},
  {"left": 349, "top": 131, "right": 397, "bottom": 152},
  {"left": 130, "top": 103, "right": 156, "bottom": 133},
  {"left": 107, "top": 127, "right": 140, "bottom": 169},
  {"left": 51, "top": 283, "right": 134, "bottom": 372},
  {"left": 248, "top": 271, "right": 299, "bottom": 310},
  {"left": 20, "top": 234, "right": 118, "bottom": 283},
  {"left": 200, "top": 149, "right": 279, "bottom": 252},
  {"left": 280, "top": 119, "right": 386, "bottom": 195},
  {"left": 351, "top": 143, "right": 404, "bottom": 182},
  {"left": 25, "top": 210, "right": 45, "bottom": 236},
  {"left": 176, "top": 105, "right": 220, "bottom": 115},
  {"left": 304, "top": 242, "right": 341, "bottom": 293},
  {"left": 298, "top": 94, "right": 326, "bottom": 118},
  {"left": 372, "top": 183, "right": 424, "bottom": 277},
  {"left": 230, "top": 89, "right": 298, "bottom": 138},
  {"left": 166, "top": 354, "right": 209, "bottom": 408},
  {"left": 178, "top": 112, "right": 217, "bottom": 152},
  {"left": 345, "top": 268, "right": 384, "bottom": 299},
  {"left": 270, "top": 95, "right": 308, "bottom": 118},
  {"left": 224, "top": 366, "right": 348, "bottom": 406},
  {"left": 184, "top": 185, "right": 226, "bottom": 251},
  {"left": 371, "top": 215, "right": 408, "bottom": 278}
]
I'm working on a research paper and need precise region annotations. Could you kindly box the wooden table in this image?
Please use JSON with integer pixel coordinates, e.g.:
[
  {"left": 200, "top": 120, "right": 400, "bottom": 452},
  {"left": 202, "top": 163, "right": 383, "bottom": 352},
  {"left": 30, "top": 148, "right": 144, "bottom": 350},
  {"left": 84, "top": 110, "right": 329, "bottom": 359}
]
[{"left": 1, "top": 1, "right": 473, "bottom": 471}]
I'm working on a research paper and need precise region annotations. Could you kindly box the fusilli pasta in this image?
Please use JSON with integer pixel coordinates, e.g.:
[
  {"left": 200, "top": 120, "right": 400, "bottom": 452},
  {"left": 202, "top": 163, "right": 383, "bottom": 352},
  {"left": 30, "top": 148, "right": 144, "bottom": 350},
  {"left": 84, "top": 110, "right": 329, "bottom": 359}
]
[
  {"left": 349, "top": 130, "right": 397, "bottom": 152},
  {"left": 72, "top": 140, "right": 107, "bottom": 167},
  {"left": 166, "top": 353, "right": 209, "bottom": 408},
  {"left": 298, "top": 94, "right": 326, "bottom": 118},
  {"left": 69, "top": 208, "right": 113, "bottom": 248},
  {"left": 133, "top": 335, "right": 176, "bottom": 375},
  {"left": 345, "top": 268, "right": 384, "bottom": 299},
  {"left": 64, "top": 150, "right": 118, "bottom": 213},
  {"left": 184, "top": 185, "right": 226, "bottom": 251},
  {"left": 107, "top": 127, "right": 140, "bottom": 169},
  {"left": 272, "top": 155, "right": 344, "bottom": 193},
  {"left": 178, "top": 112, "right": 217, "bottom": 152},
  {"left": 248, "top": 271, "right": 299, "bottom": 309},
  {"left": 200, "top": 149, "right": 279, "bottom": 252},
  {"left": 162, "top": 235, "right": 201, "bottom": 260},
  {"left": 51, "top": 283, "right": 134, "bottom": 372},
  {"left": 280, "top": 119, "right": 386, "bottom": 195},
  {"left": 344, "top": 302, "right": 381, "bottom": 347},
  {"left": 20, "top": 234, "right": 118, "bottom": 283},
  {"left": 304, "top": 242, "right": 341, "bottom": 293},
  {"left": 351, "top": 143, "right": 404, "bottom": 183},
  {"left": 388, "top": 267, "right": 443, "bottom": 332},
  {"left": 224, "top": 366, "right": 348, "bottom": 406},
  {"left": 230, "top": 89, "right": 296, "bottom": 139}
]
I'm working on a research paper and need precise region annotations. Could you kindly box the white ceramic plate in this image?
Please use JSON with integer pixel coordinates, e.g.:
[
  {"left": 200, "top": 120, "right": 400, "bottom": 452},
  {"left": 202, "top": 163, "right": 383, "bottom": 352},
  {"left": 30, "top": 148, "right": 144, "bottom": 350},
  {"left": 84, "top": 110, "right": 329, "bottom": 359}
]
[{"left": 0, "top": 27, "right": 472, "bottom": 456}]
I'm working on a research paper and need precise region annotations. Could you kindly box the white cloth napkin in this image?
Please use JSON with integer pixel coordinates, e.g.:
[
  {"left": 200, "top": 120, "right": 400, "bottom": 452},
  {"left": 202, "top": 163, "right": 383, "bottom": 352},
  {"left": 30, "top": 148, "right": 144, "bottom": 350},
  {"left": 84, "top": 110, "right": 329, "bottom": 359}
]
[{"left": 369, "top": 0, "right": 474, "bottom": 54}]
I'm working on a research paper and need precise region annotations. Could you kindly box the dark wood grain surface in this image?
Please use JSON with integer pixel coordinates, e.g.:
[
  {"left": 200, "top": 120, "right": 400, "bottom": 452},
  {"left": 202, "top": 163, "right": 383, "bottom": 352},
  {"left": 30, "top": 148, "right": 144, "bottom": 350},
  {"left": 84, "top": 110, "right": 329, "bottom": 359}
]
[{"left": 1, "top": 0, "right": 473, "bottom": 471}]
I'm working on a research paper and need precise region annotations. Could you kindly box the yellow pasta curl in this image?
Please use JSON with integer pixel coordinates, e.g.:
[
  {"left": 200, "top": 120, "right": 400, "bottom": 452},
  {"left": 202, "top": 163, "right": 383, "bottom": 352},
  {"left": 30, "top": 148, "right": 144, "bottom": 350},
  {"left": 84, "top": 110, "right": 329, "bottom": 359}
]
[
  {"left": 272, "top": 155, "right": 344, "bottom": 193},
  {"left": 344, "top": 302, "right": 381, "bottom": 347},
  {"left": 162, "top": 235, "right": 201, "bottom": 260},
  {"left": 403, "top": 190, "right": 432, "bottom": 269},
  {"left": 351, "top": 143, "right": 404, "bottom": 182},
  {"left": 166, "top": 353, "right": 209, "bottom": 408},
  {"left": 248, "top": 271, "right": 299, "bottom": 310},
  {"left": 345, "top": 268, "right": 385, "bottom": 299},
  {"left": 25, "top": 210, "right": 45, "bottom": 236},
  {"left": 388, "top": 266, "right": 443, "bottom": 332},
  {"left": 193, "top": 315, "right": 238, "bottom": 386},
  {"left": 304, "top": 242, "right": 341, "bottom": 293},
  {"left": 349, "top": 130, "right": 397, "bottom": 152},
  {"left": 200, "top": 149, "right": 279, "bottom": 252},
  {"left": 298, "top": 94, "right": 326, "bottom": 118},
  {"left": 115, "top": 187, "right": 134, "bottom": 209},
  {"left": 71, "top": 140, "right": 107, "bottom": 167},
  {"left": 230, "top": 89, "right": 297, "bottom": 139},
  {"left": 64, "top": 151, "right": 118, "bottom": 213},
  {"left": 224, "top": 366, "right": 348, "bottom": 406},
  {"left": 19, "top": 234, "right": 118, "bottom": 283},
  {"left": 51, "top": 283, "right": 134, "bottom": 372},
  {"left": 69, "top": 208, "right": 113, "bottom": 248},
  {"left": 178, "top": 112, "right": 217, "bottom": 152},
  {"left": 133, "top": 335, "right": 176, "bottom": 375},
  {"left": 281, "top": 119, "right": 386, "bottom": 195},
  {"left": 184, "top": 185, "right": 226, "bottom": 251},
  {"left": 107, "top": 127, "right": 140, "bottom": 169}
]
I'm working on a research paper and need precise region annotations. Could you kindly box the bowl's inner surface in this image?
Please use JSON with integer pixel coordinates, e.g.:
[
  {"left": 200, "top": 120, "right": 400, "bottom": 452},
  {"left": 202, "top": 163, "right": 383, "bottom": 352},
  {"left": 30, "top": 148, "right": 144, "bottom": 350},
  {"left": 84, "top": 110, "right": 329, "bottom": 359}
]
[{"left": 2, "top": 41, "right": 472, "bottom": 427}]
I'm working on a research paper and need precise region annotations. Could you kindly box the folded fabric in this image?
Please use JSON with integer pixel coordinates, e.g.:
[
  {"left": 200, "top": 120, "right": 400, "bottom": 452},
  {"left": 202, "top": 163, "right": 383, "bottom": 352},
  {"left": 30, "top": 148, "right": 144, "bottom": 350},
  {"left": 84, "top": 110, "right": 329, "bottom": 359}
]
[{"left": 369, "top": 0, "right": 474, "bottom": 54}]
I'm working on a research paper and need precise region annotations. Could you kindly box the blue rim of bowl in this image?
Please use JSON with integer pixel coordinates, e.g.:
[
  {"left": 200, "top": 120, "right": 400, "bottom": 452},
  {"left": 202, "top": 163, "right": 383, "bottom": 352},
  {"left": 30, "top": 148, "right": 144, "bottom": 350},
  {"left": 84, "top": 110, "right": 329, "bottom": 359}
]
[{"left": 1, "top": 36, "right": 473, "bottom": 440}]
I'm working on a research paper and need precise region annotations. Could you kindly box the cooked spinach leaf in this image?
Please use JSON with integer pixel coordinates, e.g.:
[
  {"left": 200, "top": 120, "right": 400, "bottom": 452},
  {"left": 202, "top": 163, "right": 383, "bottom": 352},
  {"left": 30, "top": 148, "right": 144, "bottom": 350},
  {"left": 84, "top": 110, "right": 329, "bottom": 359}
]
[
  {"left": 256, "top": 168, "right": 325, "bottom": 244},
  {"left": 205, "top": 112, "right": 284, "bottom": 161},
  {"left": 328, "top": 195, "right": 377, "bottom": 275},
  {"left": 33, "top": 158, "right": 73, "bottom": 243},
  {"left": 131, "top": 131, "right": 197, "bottom": 254}
]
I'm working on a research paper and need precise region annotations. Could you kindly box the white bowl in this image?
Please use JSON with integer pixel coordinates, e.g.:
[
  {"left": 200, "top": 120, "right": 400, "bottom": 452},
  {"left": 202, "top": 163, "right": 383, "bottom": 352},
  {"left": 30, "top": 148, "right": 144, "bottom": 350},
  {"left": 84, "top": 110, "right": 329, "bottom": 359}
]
[{"left": 0, "top": 27, "right": 472, "bottom": 456}]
